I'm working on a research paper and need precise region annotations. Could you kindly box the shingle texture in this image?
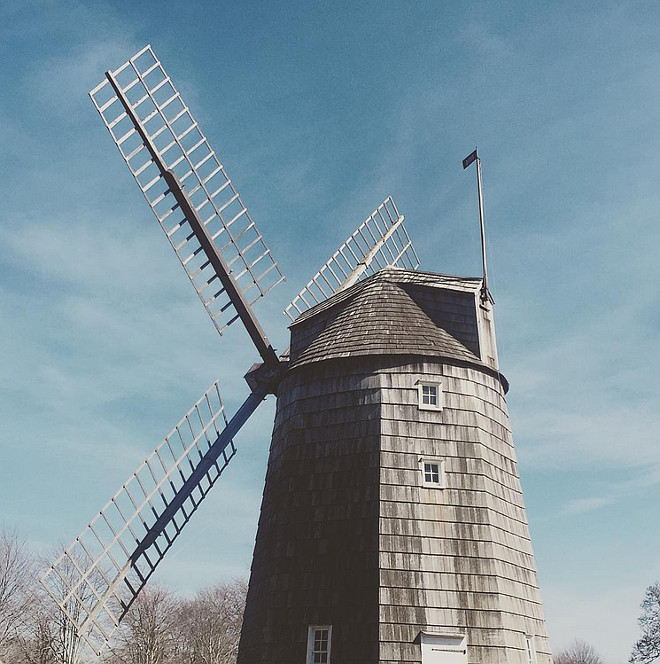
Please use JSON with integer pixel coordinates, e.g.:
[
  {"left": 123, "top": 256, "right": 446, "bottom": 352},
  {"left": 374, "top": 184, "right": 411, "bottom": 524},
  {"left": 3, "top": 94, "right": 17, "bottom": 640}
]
[
  {"left": 238, "top": 268, "right": 551, "bottom": 664},
  {"left": 291, "top": 268, "right": 482, "bottom": 327},
  {"left": 289, "top": 269, "right": 484, "bottom": 369}
]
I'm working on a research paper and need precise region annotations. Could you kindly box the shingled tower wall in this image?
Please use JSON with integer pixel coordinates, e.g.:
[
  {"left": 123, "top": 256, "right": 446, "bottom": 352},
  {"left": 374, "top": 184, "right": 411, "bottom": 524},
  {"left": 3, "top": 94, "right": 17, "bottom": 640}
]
[{"left": 237, "top": 268, "right": 551, "bottom": 664}]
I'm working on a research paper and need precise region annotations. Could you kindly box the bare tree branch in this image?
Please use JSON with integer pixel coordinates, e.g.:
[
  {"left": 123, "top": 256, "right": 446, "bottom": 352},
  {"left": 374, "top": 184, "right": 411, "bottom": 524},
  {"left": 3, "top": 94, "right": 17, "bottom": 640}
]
[
  {"left": 175, "top": 580, "right": 247, "bottom": 664},
  {"left": 631, "top": 582, "right": 660, "bottom": 664},
  {"left": 554, "top": 639, "right": 603, "bottom": 664},
  {"left": 0, "top": 528, "right": 33, "bottom": 652},
  {"left": 0, "top": 527, "right": 247, "bottom": 664},
  {"left": 107, "top": 586, "right": 179, "bottom": 664}
]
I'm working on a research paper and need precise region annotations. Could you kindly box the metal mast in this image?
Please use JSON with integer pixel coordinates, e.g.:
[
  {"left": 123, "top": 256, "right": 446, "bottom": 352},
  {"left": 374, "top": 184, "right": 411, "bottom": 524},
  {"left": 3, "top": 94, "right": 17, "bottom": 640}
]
[{"left": 463, "top": 148, "right": 493, "bottom": 303}]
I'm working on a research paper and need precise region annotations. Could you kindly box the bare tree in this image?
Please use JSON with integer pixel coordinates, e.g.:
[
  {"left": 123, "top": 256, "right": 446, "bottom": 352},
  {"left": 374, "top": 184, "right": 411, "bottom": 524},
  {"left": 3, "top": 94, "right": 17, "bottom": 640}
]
[
  {"left": 0, "top": 531, "right": 78, "bottom": 664},
  {"left": 0, "top": 529, "right": 34, "bottom": 659},
  {"left": 554, "top": 640, "right": 603, "bottom": 664},
  {"left": 9, "top": 596, "right": 58, "bottom": 664},
  {"left": 9, "top": 551, "right": 96, "bottom": 664},
  {"left": 631, "top": 582, "right": 660, "bottom": 664},
  {"left": 40, "top": 553, "right": 98, "bottom": 664},
  {"left": 107, "top": 585, "right": 179, "bottom": 664},
  {"left": 174, "top": 580, "right": 247, "bottom": 664},
  {"left": 0, "top": 527, "right": 246, "bottom": 664}
]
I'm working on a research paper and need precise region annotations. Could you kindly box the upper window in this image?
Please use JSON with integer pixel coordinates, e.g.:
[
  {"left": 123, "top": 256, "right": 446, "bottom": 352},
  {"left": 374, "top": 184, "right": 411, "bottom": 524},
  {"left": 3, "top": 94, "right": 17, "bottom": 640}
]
[
  {"left": 307, "top": 626, "right": 332, "bottom": 664},
  {"left": 417, "top": 381, "right": 443, "bottom": 411}
]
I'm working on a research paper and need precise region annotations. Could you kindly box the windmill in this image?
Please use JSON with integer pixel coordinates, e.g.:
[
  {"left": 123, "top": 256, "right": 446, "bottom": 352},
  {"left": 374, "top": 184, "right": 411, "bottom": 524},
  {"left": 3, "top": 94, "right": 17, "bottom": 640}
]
[
  {"left": 41, "top": 45, "right": 419, "bottom": 655},
  {"left": 44, "top": 45, "right": 553, "bottom": 664}
]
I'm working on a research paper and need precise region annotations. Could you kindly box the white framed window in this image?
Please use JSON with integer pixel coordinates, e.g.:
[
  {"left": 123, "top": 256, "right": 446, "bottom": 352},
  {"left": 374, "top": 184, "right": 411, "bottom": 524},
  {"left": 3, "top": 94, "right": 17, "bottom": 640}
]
[
  {"left": 525, "top": 634, "right": 537, "bottom": 664},
  {"left": 307, "top": 625, "right": 332, "bottom": 664},
  {"left": 420, "top": 458, "right": 446, "bottom": 488},
  {"left": 417, "top": 381, "right": 443, "bottom": 411}
]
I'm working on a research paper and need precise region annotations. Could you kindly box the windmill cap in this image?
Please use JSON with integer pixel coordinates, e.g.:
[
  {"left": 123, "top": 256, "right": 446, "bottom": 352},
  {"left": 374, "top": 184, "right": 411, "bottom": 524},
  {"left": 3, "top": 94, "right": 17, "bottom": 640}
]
[{"left": 286, "top": 268, "right": 506, "bottom": 391}]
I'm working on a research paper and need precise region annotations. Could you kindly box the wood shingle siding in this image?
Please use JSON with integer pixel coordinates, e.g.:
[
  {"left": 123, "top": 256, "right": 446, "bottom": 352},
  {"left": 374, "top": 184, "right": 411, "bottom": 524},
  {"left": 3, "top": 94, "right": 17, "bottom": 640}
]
[{"left": 237, "top": 270, "right": 550, "bottom": 664}]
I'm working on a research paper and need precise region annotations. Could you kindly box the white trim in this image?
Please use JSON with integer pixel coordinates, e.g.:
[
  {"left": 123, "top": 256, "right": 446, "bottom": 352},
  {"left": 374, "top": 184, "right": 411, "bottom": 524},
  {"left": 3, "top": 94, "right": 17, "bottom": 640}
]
[
  {"left": 419, "top": 458, "right": 446, "bottom": 489},
  {"left": 475, "top": 294, "right": 499, "bottom": 370},
  {"left": 417, "top": 381, "right": 443, "bottom": 411},
  {"left": 525, "top": 634, "right": 537, "bottom": 664},
  {"left": 419, "top": 630, "right": 467, "bottom": 663},
  {"left": 307, "top": 625, "right": 332, "bottom": 664}
]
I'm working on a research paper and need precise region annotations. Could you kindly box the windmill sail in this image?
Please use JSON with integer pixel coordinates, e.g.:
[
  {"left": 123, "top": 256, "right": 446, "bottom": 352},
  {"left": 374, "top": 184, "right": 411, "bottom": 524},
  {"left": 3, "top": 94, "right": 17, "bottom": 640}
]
[
  {"left": 284, "top": 196, "right": 420, "bottom": 321},
  {"left": 89, "top": 45, "right": 284, "bottom": 337},
  {"left": 41, "top": 381, "right": 263, "bottom": 654}
]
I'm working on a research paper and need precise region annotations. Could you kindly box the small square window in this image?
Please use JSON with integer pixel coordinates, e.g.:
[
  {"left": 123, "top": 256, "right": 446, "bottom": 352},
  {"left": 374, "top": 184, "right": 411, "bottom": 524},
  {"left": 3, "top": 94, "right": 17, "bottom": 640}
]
[
  {"left": 420, "top": 458, "right": 445, "bottom": 488},
  {"left": 307, "top": 626, "right": 332, "bottom": 664},
  {"left": 422, "top": 385, "right": 438, "bottom": 405},
  {"left": 417, "top": 381, "right": 443, "bottom": 411}
]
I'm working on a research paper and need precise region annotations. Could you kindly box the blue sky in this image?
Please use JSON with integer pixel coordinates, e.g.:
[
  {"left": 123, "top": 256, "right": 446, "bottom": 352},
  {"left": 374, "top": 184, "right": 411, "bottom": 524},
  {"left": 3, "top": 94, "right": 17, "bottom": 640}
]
[{"left": 2, "top": 1, "right": 659, "bottom": 660}]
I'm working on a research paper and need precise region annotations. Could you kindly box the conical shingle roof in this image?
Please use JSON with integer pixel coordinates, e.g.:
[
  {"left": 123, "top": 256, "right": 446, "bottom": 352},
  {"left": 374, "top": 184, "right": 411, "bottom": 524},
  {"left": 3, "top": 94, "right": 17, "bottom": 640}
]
[{"left": 289, "top": 271, "right": 483, "bottom": 368}]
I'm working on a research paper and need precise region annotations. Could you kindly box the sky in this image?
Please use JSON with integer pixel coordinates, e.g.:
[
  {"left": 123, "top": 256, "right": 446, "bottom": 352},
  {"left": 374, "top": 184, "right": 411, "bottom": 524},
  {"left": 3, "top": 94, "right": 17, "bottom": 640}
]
[{"left": 1, "top": 1, "right": 659, "bottom": 661}]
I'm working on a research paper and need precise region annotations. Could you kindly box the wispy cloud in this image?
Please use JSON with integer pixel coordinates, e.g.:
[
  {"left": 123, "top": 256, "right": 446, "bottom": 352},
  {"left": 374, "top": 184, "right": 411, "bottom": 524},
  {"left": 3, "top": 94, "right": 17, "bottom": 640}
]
[
  {"left": 563, "top": 496, "right": 615, "bottom": 515},
  {"left": 31, "top": 38, "right": 141, "bottom": 120},
  {"left": 3, "top": 5, "right": 660, "bottom": 661}
]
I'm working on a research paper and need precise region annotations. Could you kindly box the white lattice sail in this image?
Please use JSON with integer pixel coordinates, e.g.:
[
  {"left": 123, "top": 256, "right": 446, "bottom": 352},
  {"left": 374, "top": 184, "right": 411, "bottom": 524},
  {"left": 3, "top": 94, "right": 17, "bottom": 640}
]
[
  {"left": 41, "top": 381, "right": 235, "bottom": 653},
  {"left": 284, "top": 196, "right": 419, "bottom": 321},
  {"left": 89, "top": 45, "right": 284, "bottom": 334}
]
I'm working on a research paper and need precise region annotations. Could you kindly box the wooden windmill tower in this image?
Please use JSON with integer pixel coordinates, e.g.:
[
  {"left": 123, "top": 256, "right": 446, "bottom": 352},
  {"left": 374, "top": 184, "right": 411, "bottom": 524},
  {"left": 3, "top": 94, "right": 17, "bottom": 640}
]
[{"left": 42, "top": 46, "right": 552, "bottom": 664}]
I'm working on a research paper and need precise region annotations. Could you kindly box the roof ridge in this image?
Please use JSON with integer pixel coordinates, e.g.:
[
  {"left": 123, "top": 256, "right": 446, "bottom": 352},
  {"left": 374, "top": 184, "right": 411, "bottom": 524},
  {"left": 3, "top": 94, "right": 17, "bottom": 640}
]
[{"left": 290, "top": 268, "right": 483, "bottom": 327}]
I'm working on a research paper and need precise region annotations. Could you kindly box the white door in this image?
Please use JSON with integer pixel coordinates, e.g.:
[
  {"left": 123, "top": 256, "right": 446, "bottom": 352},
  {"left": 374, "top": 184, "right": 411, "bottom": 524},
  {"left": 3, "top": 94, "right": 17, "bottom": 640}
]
[{"left": 420, "top": 633, "right": 468, "bottom": 664}]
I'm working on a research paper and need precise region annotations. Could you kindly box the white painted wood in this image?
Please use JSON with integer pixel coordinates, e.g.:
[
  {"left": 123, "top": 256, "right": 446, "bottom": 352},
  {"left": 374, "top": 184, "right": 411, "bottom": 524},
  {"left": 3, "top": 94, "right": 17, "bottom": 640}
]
[{"left": 420, "top": 632, "right": 468, "bottom": 664}]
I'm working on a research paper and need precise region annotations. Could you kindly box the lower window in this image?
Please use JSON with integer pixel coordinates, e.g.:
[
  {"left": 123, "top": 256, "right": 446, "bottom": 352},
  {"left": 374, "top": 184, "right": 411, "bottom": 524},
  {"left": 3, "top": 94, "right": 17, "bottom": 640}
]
[
  {"left": 420, "top": 458, "right": 446, "bottom": 488},
  {"left": 307, "top": 625, "right": 332, "bottom": 664}
]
